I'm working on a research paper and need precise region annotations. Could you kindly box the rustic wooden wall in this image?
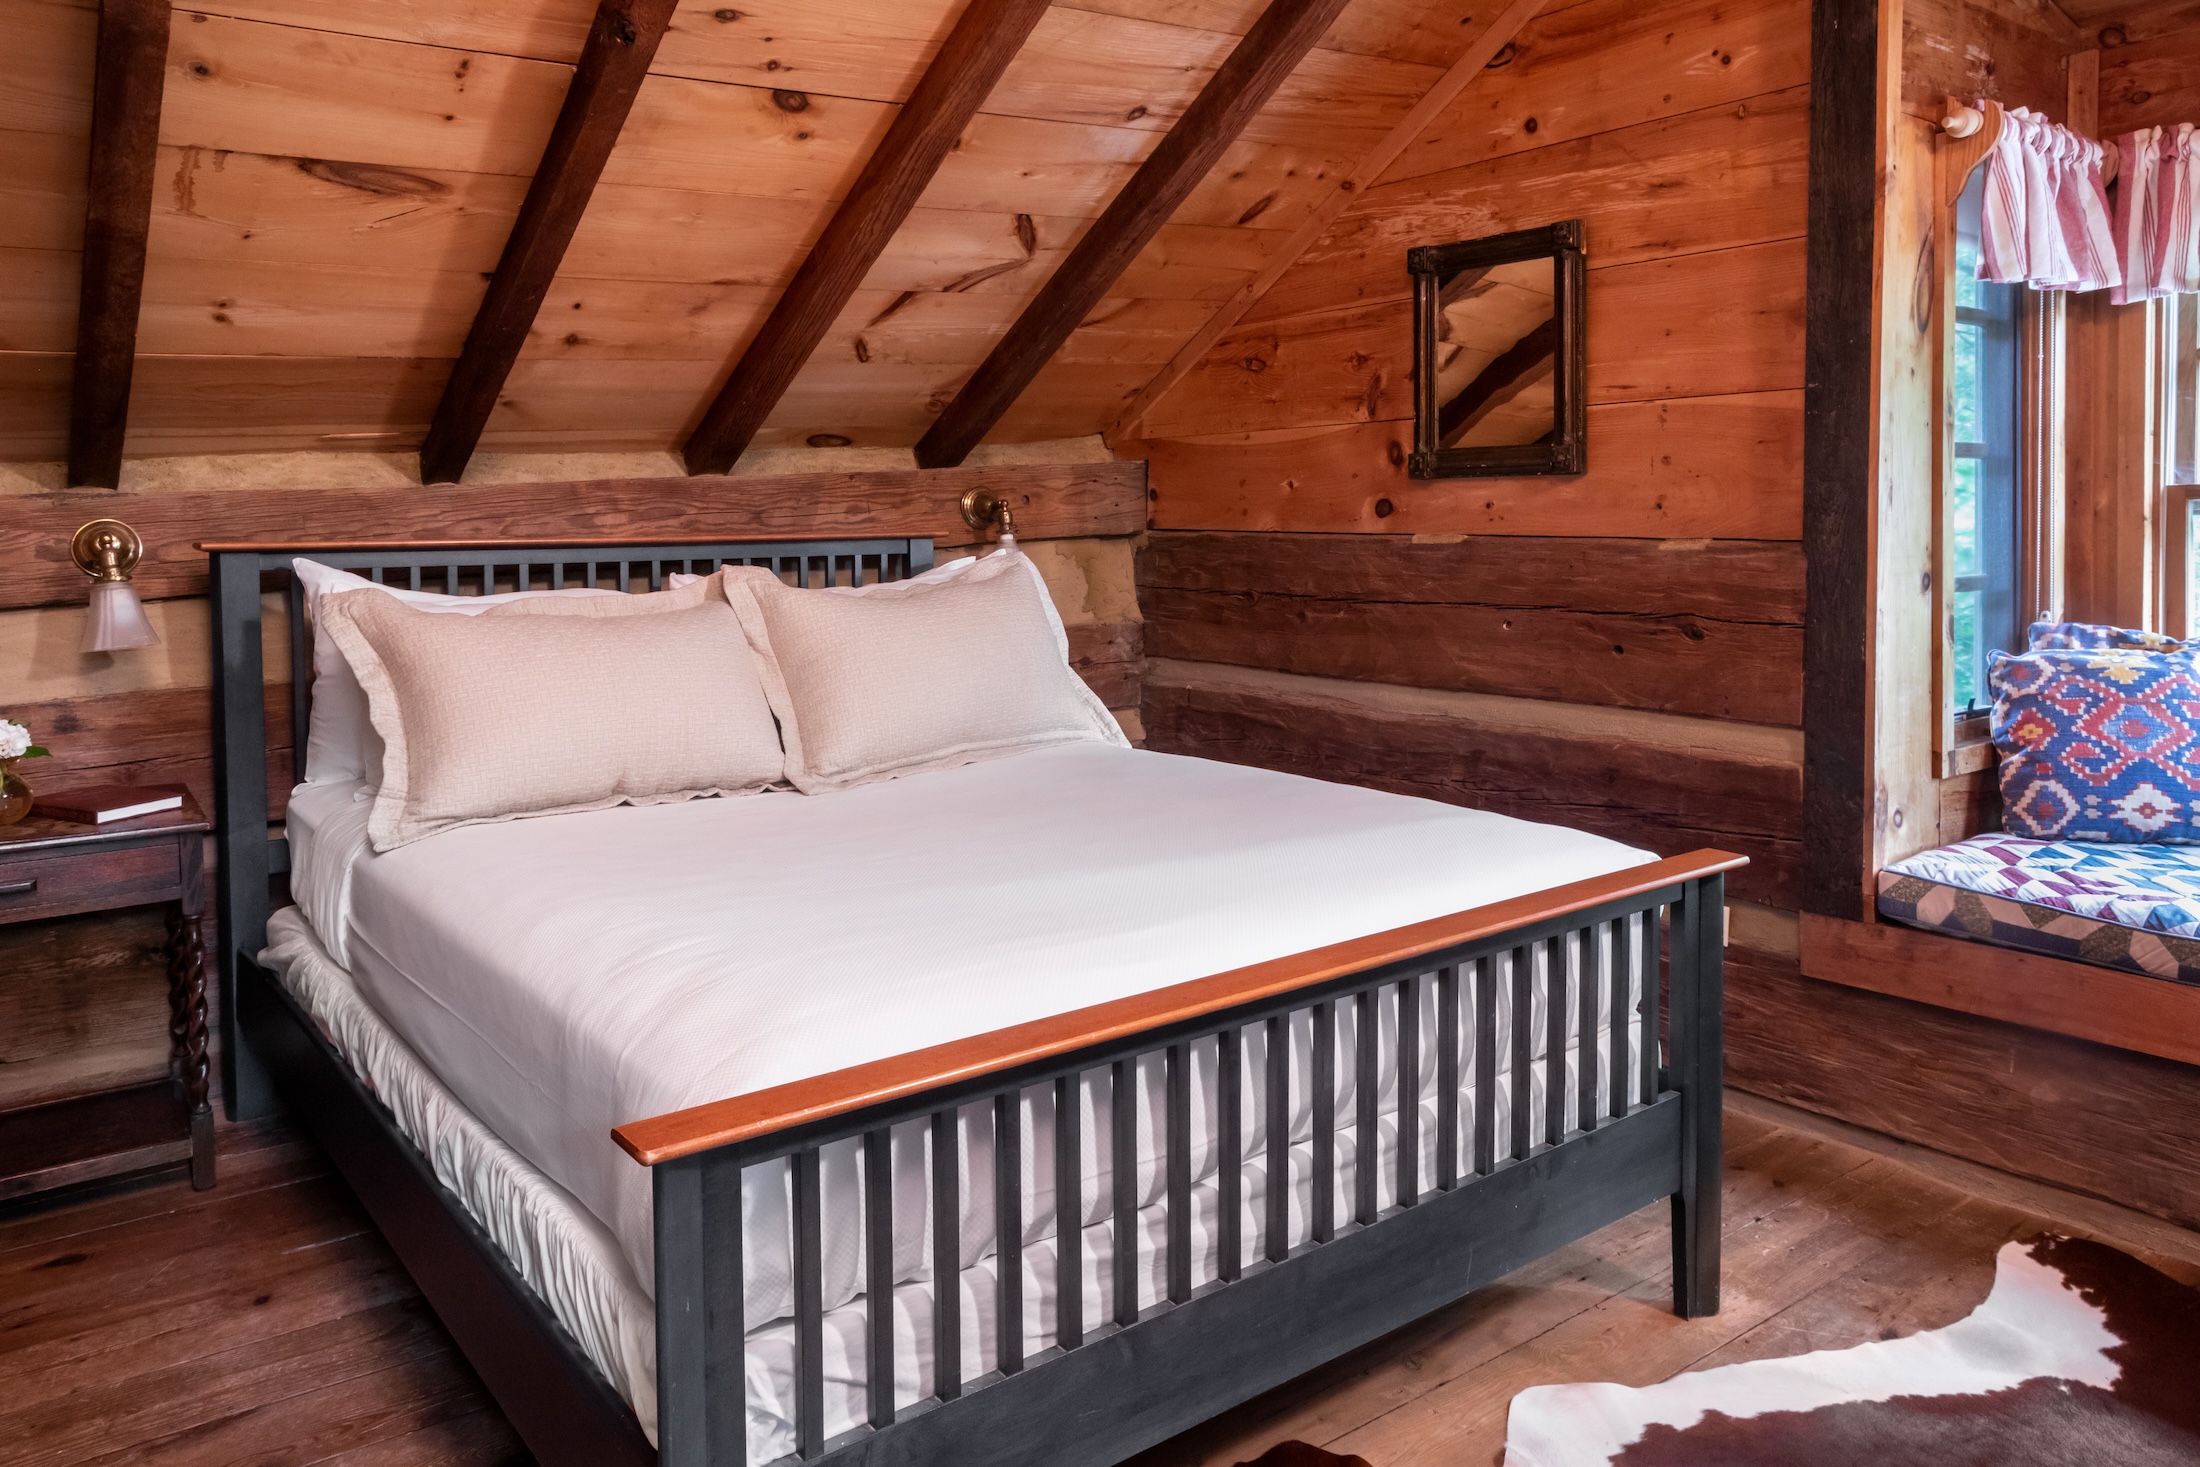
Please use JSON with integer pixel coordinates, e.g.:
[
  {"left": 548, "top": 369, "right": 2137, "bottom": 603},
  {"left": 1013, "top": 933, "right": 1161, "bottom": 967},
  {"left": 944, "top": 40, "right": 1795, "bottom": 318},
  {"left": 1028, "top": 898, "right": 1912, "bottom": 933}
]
[
  {"left": 2096, "top": 0, "right": 2200, "bottom": 134},
  {"left": 1120, "top": 0, "right": 1811, "bottom": 911},
  {"left": 0, "top": 452, "right": 1145, "bottom": 1111}
]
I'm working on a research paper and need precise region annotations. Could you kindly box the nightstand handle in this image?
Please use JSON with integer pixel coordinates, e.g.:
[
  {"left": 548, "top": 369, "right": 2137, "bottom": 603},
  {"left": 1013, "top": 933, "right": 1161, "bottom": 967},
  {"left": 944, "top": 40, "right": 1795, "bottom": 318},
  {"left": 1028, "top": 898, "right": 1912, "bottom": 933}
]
[{"left": 0, "top": 878, "right": 37, "bottom": 897}]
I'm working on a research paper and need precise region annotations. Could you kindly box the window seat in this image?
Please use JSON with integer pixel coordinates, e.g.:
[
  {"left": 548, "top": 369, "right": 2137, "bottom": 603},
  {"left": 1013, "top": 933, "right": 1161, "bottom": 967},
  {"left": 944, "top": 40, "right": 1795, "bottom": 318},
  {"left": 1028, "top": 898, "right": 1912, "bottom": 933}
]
[{"left": 1878, "top": 835, "right": 2200, "bottom": 987}]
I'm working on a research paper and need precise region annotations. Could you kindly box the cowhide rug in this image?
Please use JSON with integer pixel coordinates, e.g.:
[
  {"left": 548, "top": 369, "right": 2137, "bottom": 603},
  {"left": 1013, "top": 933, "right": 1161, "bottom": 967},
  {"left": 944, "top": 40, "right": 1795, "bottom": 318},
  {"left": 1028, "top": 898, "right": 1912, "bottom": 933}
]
[{"left": 1505, "top": 1236, "right": 2200, "bottom": 1465}]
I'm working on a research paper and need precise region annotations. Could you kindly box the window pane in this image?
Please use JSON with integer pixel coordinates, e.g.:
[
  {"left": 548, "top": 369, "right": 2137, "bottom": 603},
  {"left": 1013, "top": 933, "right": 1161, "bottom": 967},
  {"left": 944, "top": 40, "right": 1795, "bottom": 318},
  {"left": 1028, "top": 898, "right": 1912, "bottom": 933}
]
[
  {"left": 1949, "top": 169, "right": 2023, "bottom": 719},
  {"left": 2172, "top": 293, "right": 2197, "bottom": 488}
]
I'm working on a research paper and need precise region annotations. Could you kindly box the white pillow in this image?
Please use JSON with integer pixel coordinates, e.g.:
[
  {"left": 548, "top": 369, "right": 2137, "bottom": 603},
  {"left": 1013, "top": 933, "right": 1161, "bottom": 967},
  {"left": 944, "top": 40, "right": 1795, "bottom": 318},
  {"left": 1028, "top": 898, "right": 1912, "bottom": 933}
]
[
  {"left": 319, "top": 573, "right": 785, "bottom": 850},
  {"left": 720, "top": 549, "right": 1127, "bottom": 794},
  {"left": 292, "top": 559, "right": 619, "bottom": 786}
]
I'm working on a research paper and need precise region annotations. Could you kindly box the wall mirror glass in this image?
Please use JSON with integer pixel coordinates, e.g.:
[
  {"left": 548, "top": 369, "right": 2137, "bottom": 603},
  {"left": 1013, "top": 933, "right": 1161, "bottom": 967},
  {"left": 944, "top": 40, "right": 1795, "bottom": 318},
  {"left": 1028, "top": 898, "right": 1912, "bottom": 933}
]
[{"left": 1408, "top": 219, "right": 1586, "bottom": 478}]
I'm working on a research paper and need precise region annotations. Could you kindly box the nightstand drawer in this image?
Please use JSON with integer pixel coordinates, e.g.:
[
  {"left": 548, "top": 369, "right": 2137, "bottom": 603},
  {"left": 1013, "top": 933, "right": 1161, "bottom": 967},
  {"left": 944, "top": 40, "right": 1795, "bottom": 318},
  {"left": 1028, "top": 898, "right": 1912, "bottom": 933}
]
[{"left": 0, "top": 841, "right": 183, "bottom": 922}]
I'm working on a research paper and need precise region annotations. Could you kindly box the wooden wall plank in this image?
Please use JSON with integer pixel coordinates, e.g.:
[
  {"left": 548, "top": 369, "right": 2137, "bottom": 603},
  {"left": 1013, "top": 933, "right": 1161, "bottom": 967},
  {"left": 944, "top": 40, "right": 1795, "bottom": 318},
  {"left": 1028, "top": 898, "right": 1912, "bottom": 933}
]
[
  {"left": 1130, "top": 390, "right": 1804, "bottom": 538},
  {"left": 68, "top": 0, "right": 173, "bottom": 487},
  {"left": 1066, "top": 620, "right": 1145, "bottom": 709},
  {"left": 1141, "top": 532, "right": 1804, "bottom": 723},
  {"left": 6, "top": 684, "right": 294, "bottom": 820},
  {"left": 1144, "top": 661, "right": 1802, "bottom": 905},
  {"left": 1725, "top": 946, "right": 2200, "bottom": 1233},
  {"left": 915, "top": 0, "right": 1359, "bottom": 467},
  {"left": 1141, "top": 237, "right": 1805, "bottom": 437},
  {"left": 1141, "top": 529, "right": 1808, "bottom": 620},
  {"left": 1376, "top": 0, "right": 1811, "bottom": 186},
  {"left": 1244, "top": 83, "right": 1810, "bottom": 326},
  {"left": 1901, "top": 0, "right": 2079, "bottom": 122},
  {"left": 419, "top": 0, "right": 681, "bottom": 485},
  {"left": 2099, "top": 25, "right": 2200, "bottom": 133},
  {"left": 0, "top": 460, "right": 1148, "bottom": 610},
  {"left": 681, "top": 0, "right": 1056, "bottom": 475}
]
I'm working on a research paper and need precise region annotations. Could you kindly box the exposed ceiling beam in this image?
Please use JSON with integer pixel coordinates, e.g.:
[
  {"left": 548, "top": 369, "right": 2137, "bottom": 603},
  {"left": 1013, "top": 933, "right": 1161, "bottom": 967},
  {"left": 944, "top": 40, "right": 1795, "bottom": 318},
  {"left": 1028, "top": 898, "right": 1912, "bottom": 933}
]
[
  {"left": 682, "top": 0, "right": 1053, "bottom": 476},
  {"left": 1109, "top": 0, "right": 1547, "bottom": 445},
  {"left": 912, "top": 0, "right": 1359, "bottom": 470},
  {"left": 67, "top": 0, "right": 172, "bottom": 489},
  {"left": 418, "top": 0, "right": 677, "bottom": 486}
]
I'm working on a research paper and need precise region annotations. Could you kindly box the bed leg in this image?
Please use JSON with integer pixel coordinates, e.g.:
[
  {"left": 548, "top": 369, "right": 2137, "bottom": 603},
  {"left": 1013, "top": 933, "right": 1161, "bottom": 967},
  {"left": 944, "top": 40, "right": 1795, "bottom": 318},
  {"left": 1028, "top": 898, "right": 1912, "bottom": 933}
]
[{"left": 1667, "top": 872, "right": 1723, "bottom": 1320}]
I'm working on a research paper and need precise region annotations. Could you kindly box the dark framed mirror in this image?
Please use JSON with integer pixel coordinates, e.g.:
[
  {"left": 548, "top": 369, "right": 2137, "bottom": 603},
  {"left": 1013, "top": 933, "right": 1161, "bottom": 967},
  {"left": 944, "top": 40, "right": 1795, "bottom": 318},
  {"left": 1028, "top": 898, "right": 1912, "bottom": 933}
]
[{"left": 1408, "top": 219, "right": 1586, "bottom": 479}]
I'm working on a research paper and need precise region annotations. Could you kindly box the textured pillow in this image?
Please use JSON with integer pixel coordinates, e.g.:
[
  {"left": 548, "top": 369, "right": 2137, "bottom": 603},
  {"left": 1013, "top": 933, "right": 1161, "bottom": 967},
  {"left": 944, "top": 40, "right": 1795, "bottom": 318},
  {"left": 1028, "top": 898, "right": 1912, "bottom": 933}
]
[
  {"left": 1990, "top": 645, "right": 2200, "bottom": 843},
  {"left": 292, "top": 559, "right": 620, "bottom": 786},
  {"left": 2027, "top": 620, "right": 2187, "bottom": 652},
  {"left": 319, "top": 574, "right": 785, "bottom": 850},
  {"left": 721, "top": 549, "right": 1127, "bottom": 793}
]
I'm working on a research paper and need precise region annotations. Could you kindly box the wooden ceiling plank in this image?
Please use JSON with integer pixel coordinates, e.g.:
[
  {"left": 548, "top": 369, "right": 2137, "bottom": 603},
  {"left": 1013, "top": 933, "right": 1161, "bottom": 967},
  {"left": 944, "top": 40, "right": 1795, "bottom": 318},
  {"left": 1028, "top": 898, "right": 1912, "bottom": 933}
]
[
  {"left": 1108, "top": 0, "right": 1545, "bottom": 444},
  {"left": 912, "top": 0, "right": 1358, "bottom": 469},
  {"left": 681, "top": 0, "right": 1053, "bottom": 475},
  {"left": 67, "top": 0, "right": 172, "bottom": 488},
  {"left": 416, "top": 0, "right": 677, "bottom": 485}
]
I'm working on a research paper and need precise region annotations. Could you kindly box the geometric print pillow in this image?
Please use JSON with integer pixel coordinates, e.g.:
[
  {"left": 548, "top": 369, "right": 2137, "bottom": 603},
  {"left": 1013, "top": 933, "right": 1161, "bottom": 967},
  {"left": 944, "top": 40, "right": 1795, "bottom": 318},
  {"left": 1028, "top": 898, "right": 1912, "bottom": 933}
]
[
  {"left": 2027, "top": 619, "right": 2187, "bottom": 652},
  {"left": 1990, "top": 646, "right": 2200, "bottom": 843}
]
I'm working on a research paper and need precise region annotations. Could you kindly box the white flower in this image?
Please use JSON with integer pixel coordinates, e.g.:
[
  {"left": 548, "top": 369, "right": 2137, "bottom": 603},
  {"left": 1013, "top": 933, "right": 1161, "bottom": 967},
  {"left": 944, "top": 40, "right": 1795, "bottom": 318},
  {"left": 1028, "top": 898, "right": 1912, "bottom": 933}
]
[{"left": 0, "top": 721, "right": 29, "bottom": 760}]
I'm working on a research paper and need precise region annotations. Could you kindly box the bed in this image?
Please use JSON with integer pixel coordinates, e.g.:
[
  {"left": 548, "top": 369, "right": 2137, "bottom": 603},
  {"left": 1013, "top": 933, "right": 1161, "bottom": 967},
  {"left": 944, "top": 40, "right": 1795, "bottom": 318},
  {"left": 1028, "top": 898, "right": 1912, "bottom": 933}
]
[{"left": 205, "top": 535, "right": 1741, "bottom": 1467}]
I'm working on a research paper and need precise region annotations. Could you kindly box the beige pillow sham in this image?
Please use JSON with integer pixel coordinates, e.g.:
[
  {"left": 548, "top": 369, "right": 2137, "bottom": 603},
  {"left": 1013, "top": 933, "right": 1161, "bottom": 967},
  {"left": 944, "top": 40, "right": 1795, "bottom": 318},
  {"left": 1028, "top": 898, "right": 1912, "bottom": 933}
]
[
  {"left": 319, "top": 573, "right": 785, "bottom": 850},
  {"left": 721, "top": 550, "right": 1128, "bottom": 794}
]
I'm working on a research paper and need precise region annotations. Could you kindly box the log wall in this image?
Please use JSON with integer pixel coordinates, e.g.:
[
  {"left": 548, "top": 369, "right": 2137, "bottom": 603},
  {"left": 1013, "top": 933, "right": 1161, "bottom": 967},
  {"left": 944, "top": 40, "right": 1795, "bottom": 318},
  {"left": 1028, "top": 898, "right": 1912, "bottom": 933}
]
[{"left": 1125, "top": 0, "right": 1812, "bottom": 911}]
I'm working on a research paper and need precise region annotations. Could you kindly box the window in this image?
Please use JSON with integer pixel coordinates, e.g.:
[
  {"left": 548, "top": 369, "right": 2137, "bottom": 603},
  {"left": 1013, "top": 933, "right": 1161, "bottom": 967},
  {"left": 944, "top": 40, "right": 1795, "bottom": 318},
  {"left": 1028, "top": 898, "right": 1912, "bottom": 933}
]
[
  {"left": 2167, "top": 293, "right": 2199, "bottom": 635},
  {"left": 1949, "top": 170, "right": 2025, "bottom": 718}
]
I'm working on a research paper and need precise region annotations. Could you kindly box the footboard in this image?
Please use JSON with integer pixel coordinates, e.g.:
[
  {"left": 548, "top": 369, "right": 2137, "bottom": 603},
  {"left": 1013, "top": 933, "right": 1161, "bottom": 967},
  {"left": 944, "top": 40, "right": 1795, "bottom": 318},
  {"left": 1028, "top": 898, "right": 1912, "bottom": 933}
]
[{"left": 618, "top": 851, "right": 1740, "bottom": 1467}]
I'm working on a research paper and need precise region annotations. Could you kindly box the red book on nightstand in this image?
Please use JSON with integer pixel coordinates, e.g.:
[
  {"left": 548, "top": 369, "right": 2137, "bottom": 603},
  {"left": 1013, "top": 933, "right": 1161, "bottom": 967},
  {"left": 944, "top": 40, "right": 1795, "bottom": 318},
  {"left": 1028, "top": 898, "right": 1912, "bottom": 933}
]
[{"left": 30, "top": 784, "right": 187, "bottom": 825}]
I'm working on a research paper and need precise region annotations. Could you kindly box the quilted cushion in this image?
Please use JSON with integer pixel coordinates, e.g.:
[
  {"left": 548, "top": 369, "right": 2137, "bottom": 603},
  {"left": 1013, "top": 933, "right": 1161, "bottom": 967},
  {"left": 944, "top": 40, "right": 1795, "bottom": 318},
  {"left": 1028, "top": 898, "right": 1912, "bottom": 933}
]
[
  {"left": 1879, "top": 835, "right": 2200, "bottom": 985},
  {"left": 1990, "top": 645, "right": 2200, "bottom": 843},
  {"left": 2027, "top": 620, "right": 2188, "bottom": 652}
]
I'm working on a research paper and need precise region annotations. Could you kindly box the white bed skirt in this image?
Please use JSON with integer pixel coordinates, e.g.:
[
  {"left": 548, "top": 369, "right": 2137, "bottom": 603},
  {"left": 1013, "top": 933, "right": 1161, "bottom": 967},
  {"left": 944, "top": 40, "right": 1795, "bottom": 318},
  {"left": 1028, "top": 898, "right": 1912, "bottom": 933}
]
[{"left": 263, "top": 908, "right": 1641, "bottom": 1462}]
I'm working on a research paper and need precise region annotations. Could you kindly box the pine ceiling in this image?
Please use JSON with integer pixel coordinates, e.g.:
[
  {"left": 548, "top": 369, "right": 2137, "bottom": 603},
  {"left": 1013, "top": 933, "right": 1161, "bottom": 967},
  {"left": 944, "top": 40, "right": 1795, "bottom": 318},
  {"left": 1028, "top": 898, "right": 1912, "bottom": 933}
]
[{"left": 1, "top": 0, "right": 1497, "bottom": 469}]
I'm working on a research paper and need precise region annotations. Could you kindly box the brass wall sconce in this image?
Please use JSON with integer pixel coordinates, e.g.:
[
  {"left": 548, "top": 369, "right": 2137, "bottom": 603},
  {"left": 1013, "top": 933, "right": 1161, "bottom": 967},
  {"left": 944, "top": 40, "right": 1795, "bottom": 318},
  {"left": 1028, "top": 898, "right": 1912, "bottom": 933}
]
[
  {"left": 960, "top": 488, "right": 1019, "bottom": 549},
  {"left": 72, "top": 519, "right": 161, "bottom": 652}
]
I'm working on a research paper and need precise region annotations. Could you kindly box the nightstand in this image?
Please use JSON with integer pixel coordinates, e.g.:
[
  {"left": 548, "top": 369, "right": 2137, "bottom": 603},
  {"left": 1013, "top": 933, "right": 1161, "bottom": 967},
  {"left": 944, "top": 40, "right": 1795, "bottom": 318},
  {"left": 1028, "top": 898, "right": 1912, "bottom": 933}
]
[{"left": 0, "top": 794, "right": 214, "bottom": 1200}]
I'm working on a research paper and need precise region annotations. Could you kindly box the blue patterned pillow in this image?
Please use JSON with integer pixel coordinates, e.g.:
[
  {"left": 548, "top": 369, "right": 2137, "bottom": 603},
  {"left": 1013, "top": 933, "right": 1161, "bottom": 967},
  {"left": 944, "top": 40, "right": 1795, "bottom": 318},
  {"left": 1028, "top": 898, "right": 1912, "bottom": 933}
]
[
  {"left": 1991, "top": 646, "right": 2200, "bottom": 843},
  {"left": 2027, "top": 620, "right": 2187, "bottom": 652}
]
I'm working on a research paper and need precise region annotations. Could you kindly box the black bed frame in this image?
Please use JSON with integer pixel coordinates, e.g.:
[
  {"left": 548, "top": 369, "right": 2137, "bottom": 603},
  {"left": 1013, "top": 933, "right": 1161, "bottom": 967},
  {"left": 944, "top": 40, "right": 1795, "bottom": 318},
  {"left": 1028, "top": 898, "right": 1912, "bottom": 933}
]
[{"left": 208, "top": 536, "right": 1730, "bottom": 1467}]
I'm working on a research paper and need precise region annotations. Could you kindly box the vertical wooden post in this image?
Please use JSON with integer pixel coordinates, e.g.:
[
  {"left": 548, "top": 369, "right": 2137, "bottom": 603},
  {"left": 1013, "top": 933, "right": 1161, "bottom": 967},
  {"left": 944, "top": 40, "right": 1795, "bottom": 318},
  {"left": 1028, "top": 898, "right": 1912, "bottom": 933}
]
[
  {"left": 67, "top": 0, "right": 172, "bottom": 488},
  {"left": 1667, "top": 873, "right": 1724, "bottom": 1320}
]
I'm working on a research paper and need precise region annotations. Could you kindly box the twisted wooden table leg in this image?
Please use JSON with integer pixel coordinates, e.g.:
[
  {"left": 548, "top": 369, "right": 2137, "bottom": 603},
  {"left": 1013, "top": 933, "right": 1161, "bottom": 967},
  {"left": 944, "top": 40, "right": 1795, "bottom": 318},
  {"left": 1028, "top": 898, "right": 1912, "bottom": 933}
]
[{"left": 167, "top": 902, "right": 215, "bottom": 1189}]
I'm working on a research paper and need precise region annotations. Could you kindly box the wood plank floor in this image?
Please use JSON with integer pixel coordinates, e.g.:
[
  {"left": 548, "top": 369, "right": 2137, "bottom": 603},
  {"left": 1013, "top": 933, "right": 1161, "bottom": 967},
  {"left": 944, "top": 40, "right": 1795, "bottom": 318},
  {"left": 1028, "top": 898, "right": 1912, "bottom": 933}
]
[{"left": 5, "top": 1094, "right": 2197, "bottom": 1466}]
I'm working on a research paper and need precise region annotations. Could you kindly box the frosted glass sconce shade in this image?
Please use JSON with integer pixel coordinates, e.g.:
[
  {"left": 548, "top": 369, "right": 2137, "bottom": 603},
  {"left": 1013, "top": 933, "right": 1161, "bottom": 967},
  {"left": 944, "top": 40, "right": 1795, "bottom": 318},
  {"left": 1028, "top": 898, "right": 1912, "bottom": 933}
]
[
  {"left": 83, "top": 580, "right": 160, "bottom": 652},
  {"left": 71, "top": 518, "right": 162, "bottom": 652}
]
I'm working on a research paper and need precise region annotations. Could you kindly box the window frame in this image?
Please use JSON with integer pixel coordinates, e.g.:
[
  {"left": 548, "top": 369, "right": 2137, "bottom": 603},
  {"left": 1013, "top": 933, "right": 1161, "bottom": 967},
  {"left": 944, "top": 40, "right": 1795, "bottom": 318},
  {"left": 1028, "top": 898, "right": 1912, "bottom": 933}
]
[{"left": 1935, "top": 172, "right": 2063, "bottom": 778}]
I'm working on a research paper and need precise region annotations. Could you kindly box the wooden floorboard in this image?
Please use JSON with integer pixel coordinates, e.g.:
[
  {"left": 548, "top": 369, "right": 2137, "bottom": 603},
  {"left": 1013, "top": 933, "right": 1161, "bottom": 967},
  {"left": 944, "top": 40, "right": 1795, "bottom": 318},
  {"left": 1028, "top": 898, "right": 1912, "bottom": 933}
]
[{"left": 2, "top": 1101, "right": 2195, "bottom": 1467}]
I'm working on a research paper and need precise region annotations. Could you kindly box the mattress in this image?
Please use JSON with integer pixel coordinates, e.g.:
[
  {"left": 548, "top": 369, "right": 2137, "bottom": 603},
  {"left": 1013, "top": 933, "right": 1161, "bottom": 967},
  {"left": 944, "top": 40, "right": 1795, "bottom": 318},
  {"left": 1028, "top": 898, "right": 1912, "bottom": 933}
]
[
  {"left": 1878, "top": 833, "right": 2200, "bottom": 984},
  {"left": 274, "top": 746, "right": 1655, "bottom": 1458}
]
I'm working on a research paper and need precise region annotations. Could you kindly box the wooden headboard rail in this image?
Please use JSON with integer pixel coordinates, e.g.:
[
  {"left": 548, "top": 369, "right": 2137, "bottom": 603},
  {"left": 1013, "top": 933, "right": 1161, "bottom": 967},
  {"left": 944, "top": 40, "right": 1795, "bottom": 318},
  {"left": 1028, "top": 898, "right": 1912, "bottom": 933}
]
[
  {"left": 207, "top": 534, "right": 935, "bottom": 1122},
  {"left": 613, "top": 847, "right": 1750, "bottom": 1166}
]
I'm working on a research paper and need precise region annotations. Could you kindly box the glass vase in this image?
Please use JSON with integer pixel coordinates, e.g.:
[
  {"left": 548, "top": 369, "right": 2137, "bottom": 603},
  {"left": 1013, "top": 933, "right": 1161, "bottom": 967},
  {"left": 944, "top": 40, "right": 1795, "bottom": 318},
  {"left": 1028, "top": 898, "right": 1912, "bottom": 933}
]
[{"left": 0, "top": 759, "right": 30, "bottom": 826}]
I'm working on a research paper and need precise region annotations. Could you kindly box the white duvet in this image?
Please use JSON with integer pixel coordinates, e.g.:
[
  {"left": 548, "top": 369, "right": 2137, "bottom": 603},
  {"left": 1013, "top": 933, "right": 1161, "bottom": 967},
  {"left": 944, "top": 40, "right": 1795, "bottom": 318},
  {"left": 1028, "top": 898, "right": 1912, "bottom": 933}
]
[{"left": 288, "top": 743, "right": 1653, "bottom": 1325}]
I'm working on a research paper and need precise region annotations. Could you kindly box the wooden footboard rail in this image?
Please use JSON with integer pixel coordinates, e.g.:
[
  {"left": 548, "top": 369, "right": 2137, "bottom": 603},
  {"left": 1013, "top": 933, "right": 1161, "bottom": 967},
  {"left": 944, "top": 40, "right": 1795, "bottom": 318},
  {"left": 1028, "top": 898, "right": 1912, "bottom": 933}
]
[{"left": 618, "top": 851, "right": 1743, "bottom": 1467}]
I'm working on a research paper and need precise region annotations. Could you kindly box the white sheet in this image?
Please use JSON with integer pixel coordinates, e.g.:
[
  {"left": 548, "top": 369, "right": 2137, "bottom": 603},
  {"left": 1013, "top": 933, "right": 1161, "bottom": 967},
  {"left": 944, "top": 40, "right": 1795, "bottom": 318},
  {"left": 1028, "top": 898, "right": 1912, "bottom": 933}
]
[{"left": 288, "top": 744, "right": 1655, "bottom": 1319}]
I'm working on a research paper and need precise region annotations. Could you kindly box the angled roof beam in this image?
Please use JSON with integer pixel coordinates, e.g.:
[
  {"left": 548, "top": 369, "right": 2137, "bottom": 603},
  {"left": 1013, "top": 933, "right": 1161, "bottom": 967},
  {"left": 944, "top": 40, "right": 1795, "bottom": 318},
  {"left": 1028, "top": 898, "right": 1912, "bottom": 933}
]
[
  {"left": 1110, "top": 0, "right": 1546, "bottom": 444},
  {"left": 682, "top": 0, "right": 1054, "bottom": 476},
  {"left": 419, "top": 0, "right": 677, "bottom": 486},
  {"left": 68, "top": 0, "right": 172, "bottom": 488},
  {"left": 913, "top": 0, "right": 1359, "bottom": 469}
]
